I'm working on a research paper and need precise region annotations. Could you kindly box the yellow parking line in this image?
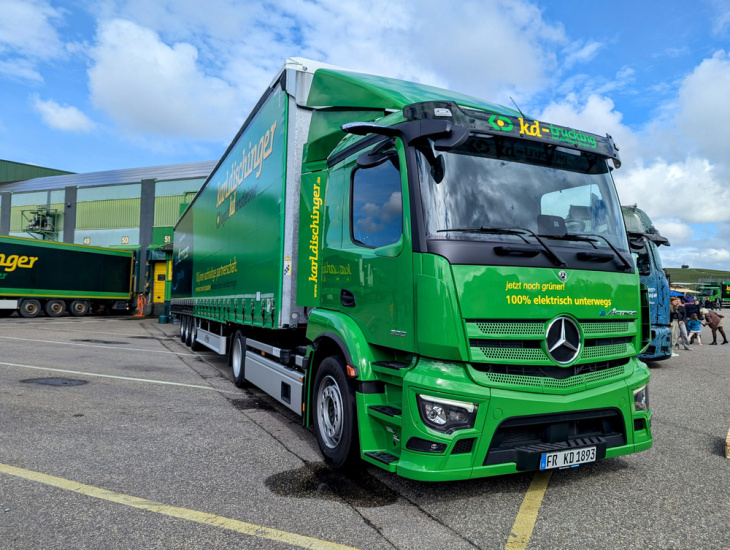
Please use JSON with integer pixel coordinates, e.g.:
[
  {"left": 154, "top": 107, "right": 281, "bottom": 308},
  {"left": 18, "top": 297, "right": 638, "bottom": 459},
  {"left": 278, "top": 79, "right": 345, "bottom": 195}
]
[
  {"left": 504, "top": 471, "right": 552, "bottom": 550},
  {"left": 0, "top": 462, "right": 358, "bottom": 550}
]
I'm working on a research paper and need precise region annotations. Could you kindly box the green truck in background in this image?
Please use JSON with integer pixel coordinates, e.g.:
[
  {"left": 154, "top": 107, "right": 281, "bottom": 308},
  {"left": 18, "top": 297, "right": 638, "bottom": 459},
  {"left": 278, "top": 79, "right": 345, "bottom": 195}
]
[
  {"left": 171, "top": 58, "right": 652, "bottom": 481},
  {"left": 696, "top": 282, "right": 729, "bottom": 309},
  {"left": 0, "top": 235, "right": 134, "bottom": 318}
]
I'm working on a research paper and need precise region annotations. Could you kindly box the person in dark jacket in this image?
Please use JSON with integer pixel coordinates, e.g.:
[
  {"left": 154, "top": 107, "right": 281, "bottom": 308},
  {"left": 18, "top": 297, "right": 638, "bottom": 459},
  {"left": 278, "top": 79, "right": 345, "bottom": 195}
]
[
  {"left": 700, "top": 307, "right": 728, "bottom": 345},
  {"left": 670, "top": 296, "right": 693, "bottom": 350}
]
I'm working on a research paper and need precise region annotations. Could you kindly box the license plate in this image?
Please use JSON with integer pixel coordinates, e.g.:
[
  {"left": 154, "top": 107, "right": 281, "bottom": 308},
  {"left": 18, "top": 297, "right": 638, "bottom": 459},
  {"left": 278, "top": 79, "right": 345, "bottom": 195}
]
[{"left": 540, "top": 446, "right": 596, "bottom": 470}]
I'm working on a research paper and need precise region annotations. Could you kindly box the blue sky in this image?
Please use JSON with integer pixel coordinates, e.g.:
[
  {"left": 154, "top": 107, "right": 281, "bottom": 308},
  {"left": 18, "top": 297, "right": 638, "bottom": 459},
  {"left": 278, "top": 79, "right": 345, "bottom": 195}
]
[{"left": 1, "top": 0, "right": 730, "bottom": 269}]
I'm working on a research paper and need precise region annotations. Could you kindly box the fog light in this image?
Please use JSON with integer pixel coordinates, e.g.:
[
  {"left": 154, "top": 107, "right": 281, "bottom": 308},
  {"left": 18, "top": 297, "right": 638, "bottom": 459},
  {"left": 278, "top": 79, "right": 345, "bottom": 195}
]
[
  {"left": 633, "top": 384, "right": 649, "bottom": 413},
  {"left": 417, "top": 394, "right": 478, "bottom": 433}
]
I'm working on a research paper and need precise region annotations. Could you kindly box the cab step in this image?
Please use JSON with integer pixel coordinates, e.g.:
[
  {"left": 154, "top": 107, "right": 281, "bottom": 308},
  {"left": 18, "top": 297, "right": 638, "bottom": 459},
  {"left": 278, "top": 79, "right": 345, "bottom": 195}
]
[
  {"left": 364, "top": 451, "right": 399, "bottom": 471},
  {"left": 367, "top": 405, "right": 402, "bottom": 426}
]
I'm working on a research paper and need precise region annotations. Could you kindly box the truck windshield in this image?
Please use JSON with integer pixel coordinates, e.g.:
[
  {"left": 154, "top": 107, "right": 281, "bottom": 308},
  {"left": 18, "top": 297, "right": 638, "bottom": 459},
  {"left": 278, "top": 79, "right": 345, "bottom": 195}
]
[{"left": 417, "top": 134, "right": 628, "bottom": 253}]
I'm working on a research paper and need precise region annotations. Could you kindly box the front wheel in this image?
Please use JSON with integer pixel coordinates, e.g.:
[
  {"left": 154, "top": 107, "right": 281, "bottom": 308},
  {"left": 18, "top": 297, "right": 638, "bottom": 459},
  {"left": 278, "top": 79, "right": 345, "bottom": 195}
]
[{"left": 312, "top": 356, "right": 359, "bottom": 469}]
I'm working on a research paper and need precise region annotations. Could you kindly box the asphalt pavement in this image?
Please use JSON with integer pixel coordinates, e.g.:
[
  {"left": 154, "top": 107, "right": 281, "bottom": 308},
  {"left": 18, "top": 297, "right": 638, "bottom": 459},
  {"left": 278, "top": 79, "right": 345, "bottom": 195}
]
[{"left": 0, "top": 316, "right": 728, "bottom": 549}]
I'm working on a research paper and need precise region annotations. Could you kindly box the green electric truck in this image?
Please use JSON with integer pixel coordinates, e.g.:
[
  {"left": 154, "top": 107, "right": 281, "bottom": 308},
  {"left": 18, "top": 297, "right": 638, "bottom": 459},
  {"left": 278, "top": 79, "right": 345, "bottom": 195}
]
[
  {"left": 0, "top": 235, "right": 135, "bottom": 318},
  {"left": 171, "top": 58, "right": 652, "bottom": 481},
  {"left": 696, "top": 282, "right": 728, "bottom": 309}
]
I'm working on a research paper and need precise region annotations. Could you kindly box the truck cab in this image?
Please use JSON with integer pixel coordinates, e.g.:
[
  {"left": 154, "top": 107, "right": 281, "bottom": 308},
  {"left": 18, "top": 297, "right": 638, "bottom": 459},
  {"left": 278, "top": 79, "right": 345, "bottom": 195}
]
[{"left": 621, "top": 205, "right": 672, "bottom": 361}]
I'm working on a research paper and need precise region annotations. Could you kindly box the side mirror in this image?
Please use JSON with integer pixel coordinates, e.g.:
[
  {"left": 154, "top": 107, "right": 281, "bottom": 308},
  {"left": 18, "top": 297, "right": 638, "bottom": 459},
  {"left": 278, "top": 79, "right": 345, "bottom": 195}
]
[
  {"left": 357, "top": 139, "right": 399, "bottom": 169},
  {"left": 629, "top": 236, "right": 646, "bottom": 250}
]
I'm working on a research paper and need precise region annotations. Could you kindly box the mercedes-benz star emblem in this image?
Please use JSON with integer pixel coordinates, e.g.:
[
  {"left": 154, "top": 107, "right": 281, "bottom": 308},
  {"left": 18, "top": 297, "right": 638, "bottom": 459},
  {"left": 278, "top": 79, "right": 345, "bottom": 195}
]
[
  {"left": 546, "top": 317, "right": 581, "bottom": 364},
  {"left": 558, "top": 270, "right": 567, "bottom": 282}
]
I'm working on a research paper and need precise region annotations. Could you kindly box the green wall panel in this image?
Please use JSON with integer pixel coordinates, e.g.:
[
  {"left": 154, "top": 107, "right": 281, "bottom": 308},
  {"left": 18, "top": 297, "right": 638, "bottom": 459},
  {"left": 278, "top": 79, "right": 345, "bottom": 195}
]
[
  {"left": 76, "top": 198, "right": 141, "bottom": 229},
  {"left": 154, "top": 194, "right": 184, "bottom": 227}
]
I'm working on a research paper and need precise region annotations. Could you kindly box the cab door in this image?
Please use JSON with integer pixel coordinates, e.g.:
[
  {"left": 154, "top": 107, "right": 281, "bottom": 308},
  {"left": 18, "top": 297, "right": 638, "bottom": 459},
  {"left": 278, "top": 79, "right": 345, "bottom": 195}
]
[{"left": 320, "top": 138, "right": 415, "bottom": 352}]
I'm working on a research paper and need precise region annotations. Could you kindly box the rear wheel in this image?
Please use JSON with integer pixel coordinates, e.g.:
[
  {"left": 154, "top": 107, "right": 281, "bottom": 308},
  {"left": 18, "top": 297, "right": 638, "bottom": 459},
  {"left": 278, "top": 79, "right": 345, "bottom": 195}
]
[
  {"left": 185, "top": 317, "right": 194, "bottom": 347},
  {"left": 45, "top": 299, "right": 66, "bottom": 317},
  {"left": 19, "top": 299, "right": 41, "bottom": 318},
  {"left": 190, "top": 320, "right": 203, "bottom": 351},
  {"left": 313, "top": 356, "right": 359, "bottom": 469},
  {"left": 231, "top": 331, "right": 247, "bottom": 387},
  {"left": 179, "top": 316, "right": 186, "bottom": 342},
  {"left": 69, "top": 300, "right": 90, "bottom": 317}
]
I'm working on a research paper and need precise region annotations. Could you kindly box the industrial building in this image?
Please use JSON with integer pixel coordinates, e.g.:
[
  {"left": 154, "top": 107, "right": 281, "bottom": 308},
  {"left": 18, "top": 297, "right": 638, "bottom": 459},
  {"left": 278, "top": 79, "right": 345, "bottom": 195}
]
[{"left": 0, "top": 159, "right": 216, "bottom": 315}]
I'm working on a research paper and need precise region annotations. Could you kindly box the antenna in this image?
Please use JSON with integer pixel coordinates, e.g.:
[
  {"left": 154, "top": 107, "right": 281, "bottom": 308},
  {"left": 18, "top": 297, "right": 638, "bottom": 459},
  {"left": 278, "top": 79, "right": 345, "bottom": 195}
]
[{"left": 510, "top": 97, "right": 526, "bottom": 118}]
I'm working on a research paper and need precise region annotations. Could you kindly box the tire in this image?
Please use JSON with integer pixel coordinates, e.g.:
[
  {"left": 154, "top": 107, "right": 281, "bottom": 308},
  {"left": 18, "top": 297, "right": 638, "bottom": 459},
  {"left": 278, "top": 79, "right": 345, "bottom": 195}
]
[
  {"left": 190, "top": 320, "right": 203, "bottom": 351},
  {"left": 179, "top": 316, "right": 186, "bottom": 342},
  {"left": 231, "top": 331, "right": 247, "bottom": 387},
  {"left": 312, "top": 356, "right": 360, "bottom": 469},
  {"left": 19, "top": 299, "right": 41, "bottom": 318},
  {"left": 69, "top": 300, "right": 90, "bottom": 317},
  {"left": 185, "top": 317, "right": 194, "bottom": 347},
  {"left": 45, "top": 299, "right": 66, "bottom": 317}
]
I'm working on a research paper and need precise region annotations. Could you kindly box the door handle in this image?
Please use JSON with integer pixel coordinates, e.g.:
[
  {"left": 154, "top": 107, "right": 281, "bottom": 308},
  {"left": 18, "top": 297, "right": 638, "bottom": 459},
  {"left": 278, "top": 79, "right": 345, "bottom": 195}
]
[{"left": 340, "top": 289, "right": 356, "bottom": 308}]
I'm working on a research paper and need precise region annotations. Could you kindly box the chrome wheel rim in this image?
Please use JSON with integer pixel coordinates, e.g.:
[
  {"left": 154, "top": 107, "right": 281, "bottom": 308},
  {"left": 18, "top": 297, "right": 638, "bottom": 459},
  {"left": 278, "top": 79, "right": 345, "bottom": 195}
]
[
  {"left": 232, "top": 340, "right": 243, "bottom": 378},
  {"left": 317, "top": 375, "right": 343, "bottom": 449}
]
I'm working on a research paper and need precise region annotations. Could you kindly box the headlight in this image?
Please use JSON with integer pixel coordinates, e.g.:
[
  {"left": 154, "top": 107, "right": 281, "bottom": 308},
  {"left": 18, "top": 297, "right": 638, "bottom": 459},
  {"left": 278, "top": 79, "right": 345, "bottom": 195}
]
[
  {"left": 633, "top": 384, "right": 649, "bottom": 412},
  {"left": 416, "top": 394, "right": 478, "bottom": 433}
]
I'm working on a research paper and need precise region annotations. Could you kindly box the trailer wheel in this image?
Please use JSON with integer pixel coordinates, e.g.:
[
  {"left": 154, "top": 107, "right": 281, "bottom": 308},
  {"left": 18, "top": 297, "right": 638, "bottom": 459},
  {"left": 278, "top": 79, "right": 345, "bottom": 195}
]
[
  {"left": 69, "top": 300, "right": 90, "bottom": 317},
  {"left": 179, "top": 316, "right": 186, "bottom": 342},
  {"left": 231, "top": 331, "right": 247, "bottom": 387},
  {"left": 185, "top": 318, "right": 194, "bottom": 347},
  {"left": 190, "top": 320, "right": 203, "bottom": 351},
  {"left": 19, "top": 299, "right": 41, "bottom": 318},
  {"left": 313, "top": 356, "right": 359, "bottom": 469},
  {"left": 45, "top": 299, "right": 66, "bottom": 317}
]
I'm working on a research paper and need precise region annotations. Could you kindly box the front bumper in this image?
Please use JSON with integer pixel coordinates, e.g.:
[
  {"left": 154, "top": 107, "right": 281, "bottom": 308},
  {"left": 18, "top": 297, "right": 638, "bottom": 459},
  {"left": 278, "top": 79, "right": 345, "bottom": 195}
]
[{"left": 392, "top": 357, "right": 652, "bottom": 482}]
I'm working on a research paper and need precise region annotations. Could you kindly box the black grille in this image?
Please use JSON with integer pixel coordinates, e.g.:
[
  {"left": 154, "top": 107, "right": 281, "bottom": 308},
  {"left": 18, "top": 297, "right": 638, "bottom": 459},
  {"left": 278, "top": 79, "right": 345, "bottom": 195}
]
[
  {"left": 484, "top": 408, "right": 626, "bottom": 468},
  {"left": 471, "top": 358, "right": 629, "bottom": 380},
  {"left": 451, "top": 438, "right": 475, "bottom": 455}
]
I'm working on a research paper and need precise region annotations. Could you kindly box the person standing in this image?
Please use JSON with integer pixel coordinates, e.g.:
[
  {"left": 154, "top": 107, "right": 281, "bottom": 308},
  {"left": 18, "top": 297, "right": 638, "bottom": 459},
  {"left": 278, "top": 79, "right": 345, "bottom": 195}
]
[
  {"left": 701, "top": 307, "right": 728, "bottom": 345},
  {"left": 670, "top": 297, "right": 693, "bottom": 351}
]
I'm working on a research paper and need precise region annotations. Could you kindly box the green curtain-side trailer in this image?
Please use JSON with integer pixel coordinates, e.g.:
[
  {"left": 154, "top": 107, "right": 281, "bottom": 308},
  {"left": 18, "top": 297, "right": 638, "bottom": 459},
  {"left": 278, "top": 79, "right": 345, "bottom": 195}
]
[
  {"left": 171, "top": 57, "right": 652, "bottom": 481},
  {"left": 0, "top": 235, "right": 134, "bottom": 318}
]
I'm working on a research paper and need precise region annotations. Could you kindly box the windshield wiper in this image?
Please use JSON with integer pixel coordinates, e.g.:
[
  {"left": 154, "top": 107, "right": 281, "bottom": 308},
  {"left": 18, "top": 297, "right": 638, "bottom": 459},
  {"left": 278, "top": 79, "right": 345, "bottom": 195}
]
[
  {"left": 538, "top": 233, "right": 633, "bottom": 272},
  {"left": 438, "top": 226, "right": 567, "bottom": 267}
]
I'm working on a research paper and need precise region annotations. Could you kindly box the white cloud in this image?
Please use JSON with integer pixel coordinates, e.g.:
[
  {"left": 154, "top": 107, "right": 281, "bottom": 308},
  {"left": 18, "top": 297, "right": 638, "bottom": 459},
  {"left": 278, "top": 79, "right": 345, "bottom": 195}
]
[
  {"left": 31, "top": 95, "right": 96, "bottom": 132},
  {"left": 711, "top": 0, "right": 730, "bottom": 35},
  {"left": 0, "top": 0, "right": 67, "bottom": 83},
  {"left": 618, "top": 157, "right": 730, "bottom": 223},
  {"left": 87, "top": 19, "right": 240, "bottom": 140},
  {"left": 0, "top": 0, "right": 65, "bottom": 59},
  {"left": 563, "top": 40, "right": 604, "bottom": 69},
  {"left": 0, "top": 59, "right": 43, "bottom": 82},
  {"left": 538, "top": 94, "right": 639, "bottom": 165},
  {"left": 676, "top": 50, "right": 730, "bottom": 163},
  {"left": 653, "top": 218, "right": 694, "bottom": 245}
]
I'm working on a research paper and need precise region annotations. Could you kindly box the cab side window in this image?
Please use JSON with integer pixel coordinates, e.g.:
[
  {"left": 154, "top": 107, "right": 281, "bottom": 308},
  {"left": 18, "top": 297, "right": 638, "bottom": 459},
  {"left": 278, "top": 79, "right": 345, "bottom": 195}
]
[{"left": 351, "top": 158, "right": 403, "bottom": 248}]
